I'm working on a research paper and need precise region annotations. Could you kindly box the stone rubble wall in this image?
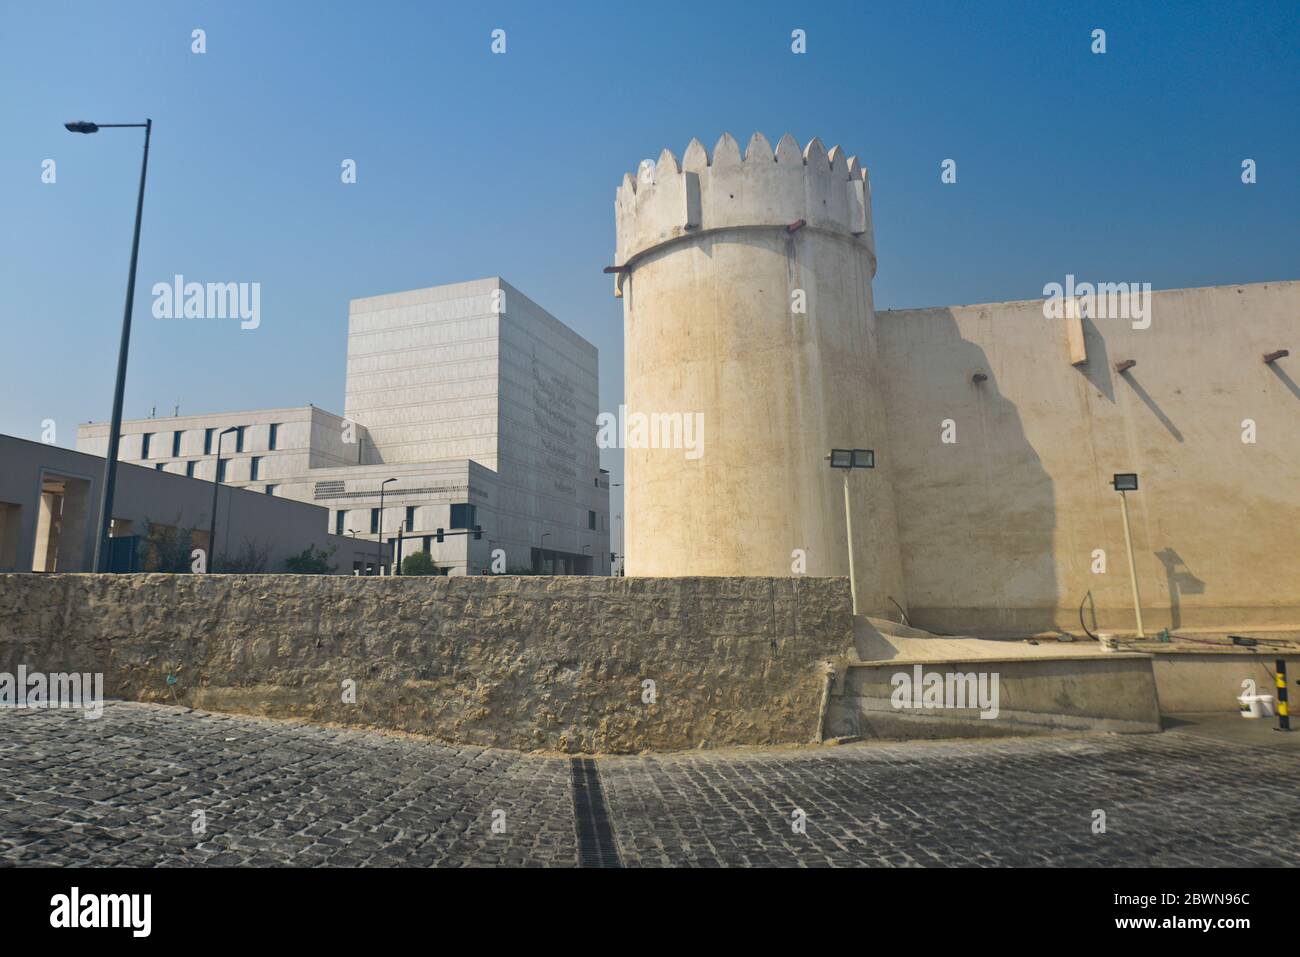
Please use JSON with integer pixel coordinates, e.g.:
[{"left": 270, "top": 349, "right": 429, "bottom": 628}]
[{"left": 0, "top": 574, "right": 853, "bottom": 753}]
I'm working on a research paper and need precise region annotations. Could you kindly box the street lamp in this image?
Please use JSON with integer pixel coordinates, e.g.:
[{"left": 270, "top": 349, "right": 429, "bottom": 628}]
[
  {"left": 614, "top": 512, "right": 622, "bottom": 577},
  {"left": 1111, "top": 473, "right": 1145, "bottom": 638},
  {"left": 68, "top": 118, "right": 153, "bottom": 571},
  {"left": 206, "top": 427, "right": 238, "bottom": 572},
  {"left": 376, "top": 478, "right": 396, "bottom": 575},
  {"left": 827, "top": 448, "right": 875, "bottom": 616}
]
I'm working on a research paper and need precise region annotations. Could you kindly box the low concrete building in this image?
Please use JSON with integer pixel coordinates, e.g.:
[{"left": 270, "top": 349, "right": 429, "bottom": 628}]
[
  {"left": 0, "top": 434, "right": 379, "bottom": 574},
  {"left": 78, "top": 278, "right": 611, "bottom": 575}
]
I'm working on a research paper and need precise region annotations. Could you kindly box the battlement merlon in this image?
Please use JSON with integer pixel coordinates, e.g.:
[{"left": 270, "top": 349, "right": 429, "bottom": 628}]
[{"left": 613, "top": 132, "right": 875, "bottom": 296}]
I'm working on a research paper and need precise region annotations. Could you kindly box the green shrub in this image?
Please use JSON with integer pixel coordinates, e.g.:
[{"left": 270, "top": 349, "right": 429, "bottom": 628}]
[
  {"left": 282, "top": 544, "right": 336, "bottom": 574},
  {"left": 401, "top": 551, "right": 438, "bottom": 576}
]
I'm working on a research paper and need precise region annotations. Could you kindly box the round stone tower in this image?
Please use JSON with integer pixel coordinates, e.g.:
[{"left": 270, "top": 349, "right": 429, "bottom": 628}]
[{"left": 613, "top": 132, "right": 907, "bottom": 616}]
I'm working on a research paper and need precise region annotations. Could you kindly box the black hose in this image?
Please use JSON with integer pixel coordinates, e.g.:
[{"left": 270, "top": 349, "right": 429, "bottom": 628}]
[
  {"left": 888, "top": 596, "right": 910, "bottom": 627},
  {"left": 1078, "top": 591, "right": 1099, "bottom": 641}
]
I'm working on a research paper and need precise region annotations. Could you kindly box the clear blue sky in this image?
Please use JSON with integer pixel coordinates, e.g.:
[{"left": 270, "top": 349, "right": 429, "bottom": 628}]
[{"left": 3, "top": 0, "right": 1297, "bottom": 510}]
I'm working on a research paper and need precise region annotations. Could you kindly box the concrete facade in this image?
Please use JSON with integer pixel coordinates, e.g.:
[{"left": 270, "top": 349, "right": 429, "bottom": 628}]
[
  {"left": 77, "top": 278, "right": 610, "bottom": 576},
  {"left": 614, "top": 133, "right": 1299, "bottom": 636},
  {"left": 0, "top": 435, "right": 376, "bottom": 573}
]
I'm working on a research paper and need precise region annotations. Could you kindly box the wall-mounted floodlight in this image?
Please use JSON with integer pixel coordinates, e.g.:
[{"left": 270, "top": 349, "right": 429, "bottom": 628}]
[
  {"left": 1110, "top": 472, "right": 1144, "bottom": 637},
  {"left": 1263, "top": 349, "right": 1289, "bottom": 364},
  {"left": 828, "top": 448, "right": 874, "bottom": 470},
  {"left": 1115, "top": 359, "right": 1137, "bottom": 374},
  {"left": 972, "top": 372, "right": 988, "bottom": 383},
  {"left": 825, "top": 448, "right": 878, "bottom": 615}
]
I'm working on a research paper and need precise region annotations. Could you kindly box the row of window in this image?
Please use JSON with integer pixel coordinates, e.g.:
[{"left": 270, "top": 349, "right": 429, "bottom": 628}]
[
  {"left": 333, "top": 503, "right": 478, "bottom": 537},
  {"left": 149, "top": 456, "right": 268, "bottom": 481},
  {"left": 138, "top": 422, "right": 280, "bottom": 460}
]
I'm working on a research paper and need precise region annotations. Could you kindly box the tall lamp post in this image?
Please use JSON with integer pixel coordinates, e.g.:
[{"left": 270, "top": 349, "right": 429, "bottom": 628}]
[
  {"left": 376, "top": 478, "right": 396, "bottom": 575},
  {"left": 826, "top": 448, "right": 875, "bottom": 616},
  {"left": 614, "top": 512, "right": 622, "bottom": 577},
  {"left": 206, "top": 427, "right": 238, "bottom": 572},
  {"left": 1111, "top": 473, "right": 1146, "bottom": 638},
  {"left": 67, "top": 118, "right": 153, "bottom": 571}
]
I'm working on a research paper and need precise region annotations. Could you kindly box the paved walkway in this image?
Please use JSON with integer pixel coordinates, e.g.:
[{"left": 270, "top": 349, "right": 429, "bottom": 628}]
[{"left": 2, "top": 702, "right": 1297, "bottom": 867}]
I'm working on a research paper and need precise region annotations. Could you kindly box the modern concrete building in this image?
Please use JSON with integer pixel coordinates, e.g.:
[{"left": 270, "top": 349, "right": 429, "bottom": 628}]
[
  {"left": 614, "top": 133, "right": 1300, "bottom": 636},
  {"left": 0, "top": 434, "right": 378, "bottom": 574},
  {"left": 78, "top": 278, "right": 611, "bottom": 576}
]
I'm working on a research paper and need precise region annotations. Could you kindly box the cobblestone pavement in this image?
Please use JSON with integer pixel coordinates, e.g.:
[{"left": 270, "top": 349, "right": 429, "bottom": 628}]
[{"left": 2, "top": 702, "right": 1298, "bottom": 867}]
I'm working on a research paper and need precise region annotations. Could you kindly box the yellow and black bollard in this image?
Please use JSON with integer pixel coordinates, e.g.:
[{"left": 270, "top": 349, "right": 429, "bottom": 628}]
[{"left": 1276, "top": 659, "right": 1291, "bottom": 732}]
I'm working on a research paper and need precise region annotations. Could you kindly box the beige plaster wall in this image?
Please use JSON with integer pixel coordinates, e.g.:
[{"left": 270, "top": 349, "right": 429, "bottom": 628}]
[{"left": 876, "top": 281, "right": 1300, "bottom": 636}]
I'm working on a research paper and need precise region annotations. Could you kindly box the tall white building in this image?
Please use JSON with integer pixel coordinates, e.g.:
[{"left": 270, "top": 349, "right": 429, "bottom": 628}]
[{"left": 78, "top": 278, "right": 611, "bottom": 575}]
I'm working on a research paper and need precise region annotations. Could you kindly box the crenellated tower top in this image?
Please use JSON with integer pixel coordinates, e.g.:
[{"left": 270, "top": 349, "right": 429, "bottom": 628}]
[{"left": 613, "top": 132, "right": 875, "bottom": 294}]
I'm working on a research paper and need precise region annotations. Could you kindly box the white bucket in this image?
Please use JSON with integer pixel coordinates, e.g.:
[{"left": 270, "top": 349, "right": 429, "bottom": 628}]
[{"left": 1238, "top": 694, "right": 1274, "bottom": 718}]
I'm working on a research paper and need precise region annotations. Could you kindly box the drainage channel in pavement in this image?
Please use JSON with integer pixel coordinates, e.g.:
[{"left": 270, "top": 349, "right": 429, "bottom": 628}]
[{"left": 570, "top": 758, "right": 622, "bottom": 868}]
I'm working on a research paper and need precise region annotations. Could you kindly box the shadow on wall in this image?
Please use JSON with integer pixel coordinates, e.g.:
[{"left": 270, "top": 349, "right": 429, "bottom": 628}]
[
  {"left": 884, "top": 308, "right": 1058, "bottom": 637},
  {"left": 1155, "top": 547, "right": 1206, "bottom": 631}
]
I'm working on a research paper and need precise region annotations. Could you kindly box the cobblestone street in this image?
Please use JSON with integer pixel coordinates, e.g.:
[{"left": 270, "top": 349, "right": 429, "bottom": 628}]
[{"left": 3, "top": 702, "right": 1298, "bottom": 867}]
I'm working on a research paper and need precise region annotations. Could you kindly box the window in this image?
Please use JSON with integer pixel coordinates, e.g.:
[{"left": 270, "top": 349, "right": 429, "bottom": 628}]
[
  {"left": 204, "top": 428, "right": 214, "bottom": 455},
  {"left": 422, "top": 535, "right": 431, "bottom": 553},
  {"left": 370, "top": 507, "right": 380, "bottom": 534},
  {"left": 264, "top": 484, "right": 277, "bottom": 496},
  {"left": 588, "top": 510, "right": 597, "bottom": 530},
  {"left": 217, "top": 459, "right": 227, "bottom": 482},
  {"left": 172, "top": 431, "right": 182, "bottom": 457},
  {"left": 155, "top": 463, "right": 165, "bottom": 471},
  {"left": 141, "top": 433, "right": 152, "bottom": 459},
  {"left": 250, "top": 456, "right": 263, "bottom": 480},
  {"left": 185, "top": 461, "right": 196, "bottom": 478},
  {"left": 269, "top": 423, "right": 280, "bottom": 450},
  {"left": 450, "top": 503, "right": 475, "bottom": 529},
  {"left": 235, "top": 426, "right": 246, "bottom": 453},
  {"left": 405, "top": 505, "right": 416, "bottom": 530},
  {"left": 335, "top": 511, "right": 345, "bottom": 536}
]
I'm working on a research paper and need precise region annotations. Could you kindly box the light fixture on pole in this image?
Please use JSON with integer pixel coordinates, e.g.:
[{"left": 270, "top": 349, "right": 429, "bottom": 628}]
[
  {"left": 206, "top": 426, "right": 238, "bottom": 572},
  {"left": 826, "top": 449, "right": 874, "bottom": 616},
  {"left": 1111, "top": 473, "right": 1145, "bottom": 638},
  {"left": 67, "top": 118, "right": 153, "bottom": 571},
  {"left": 376, "top": 478, "right": 396, "bottom": 575}
]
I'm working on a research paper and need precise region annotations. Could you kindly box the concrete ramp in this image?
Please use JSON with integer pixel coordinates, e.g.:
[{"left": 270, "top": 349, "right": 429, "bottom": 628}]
[{"left": 830, "top": 617, "right": 1162, "bottom": 739}]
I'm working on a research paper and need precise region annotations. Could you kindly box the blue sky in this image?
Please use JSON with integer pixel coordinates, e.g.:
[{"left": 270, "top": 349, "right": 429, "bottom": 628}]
[{"left": 2, "top": 0, "right": 1297, "bottom": 508}]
